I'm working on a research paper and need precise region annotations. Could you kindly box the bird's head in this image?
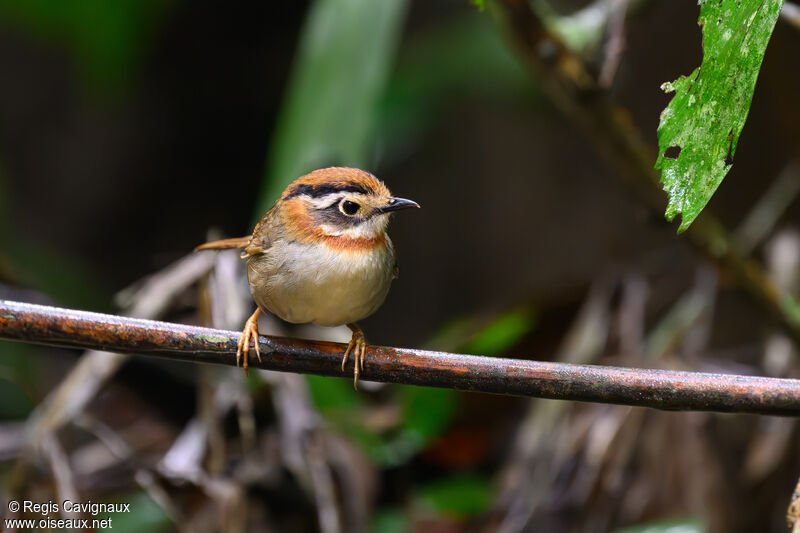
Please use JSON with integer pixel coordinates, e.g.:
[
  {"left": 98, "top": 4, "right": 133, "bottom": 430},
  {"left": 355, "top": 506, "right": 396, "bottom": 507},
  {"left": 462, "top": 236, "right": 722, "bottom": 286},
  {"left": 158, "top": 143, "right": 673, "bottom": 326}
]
[{"left": 278, "top": 167, "right": 419, "bottom": 245}]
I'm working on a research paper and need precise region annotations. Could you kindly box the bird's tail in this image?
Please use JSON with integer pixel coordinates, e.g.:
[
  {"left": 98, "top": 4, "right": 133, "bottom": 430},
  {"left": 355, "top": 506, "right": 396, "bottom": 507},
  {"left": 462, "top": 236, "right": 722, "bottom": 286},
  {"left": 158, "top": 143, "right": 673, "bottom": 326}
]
[{"left": 194, "top": 236, "right": 251, "bottom": 252}]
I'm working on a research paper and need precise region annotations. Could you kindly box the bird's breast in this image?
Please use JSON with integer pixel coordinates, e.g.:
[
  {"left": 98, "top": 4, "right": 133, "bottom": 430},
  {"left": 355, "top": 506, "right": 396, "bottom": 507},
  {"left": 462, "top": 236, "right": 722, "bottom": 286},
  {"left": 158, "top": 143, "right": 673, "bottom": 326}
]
[{"left": 246, "top": 236, "right": 397, "bottom": 327}]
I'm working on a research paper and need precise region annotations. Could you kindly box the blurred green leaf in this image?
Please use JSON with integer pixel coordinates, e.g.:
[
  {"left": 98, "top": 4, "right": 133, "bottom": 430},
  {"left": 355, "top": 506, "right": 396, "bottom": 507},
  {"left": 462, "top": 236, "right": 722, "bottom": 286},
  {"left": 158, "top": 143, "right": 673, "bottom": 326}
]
[
  {"left": 0, "top": 0, "right": 173, "bottom": 91},
  {"left": 614, "top": 517, "right": 707, "bottom": 533},
  {"left": 472, "top": 0, "right": 486, "bottom": 11},
  {"left": 427, "top": 306, "right": 537, "bottom": 355},
  {"left": 305, "top": 377, "right": 456, "bottom": 467},
  {"left": 417, "top": 474, "right": 492, "bottom": 519},
  {"left": 655, "top": 0, "right": 783, "bottom": 232},
  {"left": 425, "top": 315, "right": 483, "bottom": 352},
  {"left": 463, "top": 306, "right": 536, "bottom": 355},
  {"left": 361, "top": 385, "right": 458, "bottom": 467},
  {"left": 0, "top": 339, "right": 39, "bottom": 418},
  {"left": 367, "top": 429, "right": 424, "bottom": 467},
  {"left": 0, "top": 341, "right": 38, "bottom": 388},
  {"left": 258, "top": 0, "right": 409, "bottom": 213},
  {"left": 97, "top": 491, "right": 172, "bottom": 533},
  {"left": 304, "top": 376, "right": 393, "bottom": 463},
  {"left": 380, "top": 13, "right": 533, "bottom": 147},
  {"left": 307, "top": 374, "right": 362, "bottom": 413},
  {"left": 371, "top": 507, "right": 408, "bottom": 533},
  {"left": 0, "top": 374, "right": 33, "bottom": 419},
  {"left": 400, "top": 386, "right": 457, "bottom": 441}
]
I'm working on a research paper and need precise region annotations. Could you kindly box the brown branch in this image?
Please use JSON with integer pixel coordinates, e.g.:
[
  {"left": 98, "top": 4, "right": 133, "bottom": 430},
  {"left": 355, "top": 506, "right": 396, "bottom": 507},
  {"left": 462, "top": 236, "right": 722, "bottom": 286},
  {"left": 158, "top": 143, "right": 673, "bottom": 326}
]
[{"left": 1, "top": 300, "right": 800, "bottom": 416}]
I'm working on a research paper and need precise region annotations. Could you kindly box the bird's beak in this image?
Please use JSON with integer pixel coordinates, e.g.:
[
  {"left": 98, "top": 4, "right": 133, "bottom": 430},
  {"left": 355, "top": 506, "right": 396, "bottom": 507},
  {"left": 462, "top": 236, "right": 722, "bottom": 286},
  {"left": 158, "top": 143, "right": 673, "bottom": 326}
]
[{"left": 379, "top": 197, "right": 420, "bottom": 213}]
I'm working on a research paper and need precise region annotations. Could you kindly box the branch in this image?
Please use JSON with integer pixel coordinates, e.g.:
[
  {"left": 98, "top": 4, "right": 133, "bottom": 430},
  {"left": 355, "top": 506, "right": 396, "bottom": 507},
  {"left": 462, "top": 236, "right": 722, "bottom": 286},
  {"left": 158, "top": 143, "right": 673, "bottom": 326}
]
[{"left": 1, "top": 300, "right": 800, "bottom": 416}]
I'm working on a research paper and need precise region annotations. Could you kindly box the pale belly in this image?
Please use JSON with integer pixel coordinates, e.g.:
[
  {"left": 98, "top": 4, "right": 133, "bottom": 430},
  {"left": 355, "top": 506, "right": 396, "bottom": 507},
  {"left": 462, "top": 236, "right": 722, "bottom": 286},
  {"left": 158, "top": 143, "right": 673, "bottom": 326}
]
[{"left": 246, "top": 239, "right": 396, "bottom": 326}]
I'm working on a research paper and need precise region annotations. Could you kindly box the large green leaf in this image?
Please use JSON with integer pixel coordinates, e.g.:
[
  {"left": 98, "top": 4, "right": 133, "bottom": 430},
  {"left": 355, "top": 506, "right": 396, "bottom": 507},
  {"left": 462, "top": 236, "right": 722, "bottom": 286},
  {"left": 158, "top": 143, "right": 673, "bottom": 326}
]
[
  {"left": 655, "top": 0, "right": 783, "bottom": 232},
  {"left": 257, "top": 0, "right": 408, "bottom": 213}
]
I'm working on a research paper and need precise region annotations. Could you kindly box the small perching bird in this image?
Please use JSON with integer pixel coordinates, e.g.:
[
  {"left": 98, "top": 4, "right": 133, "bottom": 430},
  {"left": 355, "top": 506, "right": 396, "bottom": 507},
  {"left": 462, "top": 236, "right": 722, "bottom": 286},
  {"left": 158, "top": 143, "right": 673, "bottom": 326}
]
[{"left": 196, "top": 167, "right": 419, "bottom": 388}]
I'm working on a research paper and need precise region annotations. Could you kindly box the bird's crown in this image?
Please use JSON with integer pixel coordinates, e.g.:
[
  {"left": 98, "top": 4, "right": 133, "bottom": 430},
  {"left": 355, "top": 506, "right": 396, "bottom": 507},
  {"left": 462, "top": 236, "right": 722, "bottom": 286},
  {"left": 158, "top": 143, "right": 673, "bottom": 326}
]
[{"left": 280, "top": 167, "right": 392, "bottom": 204}]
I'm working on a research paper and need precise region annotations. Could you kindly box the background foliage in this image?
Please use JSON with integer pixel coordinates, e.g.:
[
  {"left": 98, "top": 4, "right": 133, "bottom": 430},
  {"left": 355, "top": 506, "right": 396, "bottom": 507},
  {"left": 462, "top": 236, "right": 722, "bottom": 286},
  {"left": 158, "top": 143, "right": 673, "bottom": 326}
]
[{"left": 1, "top": 1, "right": 800, "bottom": 532}]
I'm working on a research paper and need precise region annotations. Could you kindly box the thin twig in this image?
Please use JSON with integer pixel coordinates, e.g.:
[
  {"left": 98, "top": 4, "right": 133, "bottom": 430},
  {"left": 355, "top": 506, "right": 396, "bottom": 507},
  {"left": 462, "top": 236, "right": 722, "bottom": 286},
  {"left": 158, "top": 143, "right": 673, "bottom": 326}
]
[
  {"left": 735, "top": 161, "right": 800, "bottom": 255},
  {"left": 41, "top": 435, "right": 79, "bottom": 520},
  {"left": 1, "top": 300, "right": 800, "bottom": 416},
  {"left": 599, "top": 0, "right": 630, "bottom": 88},
  {"left": 781, "top": 2, "right": 800, "bottom": 31}
]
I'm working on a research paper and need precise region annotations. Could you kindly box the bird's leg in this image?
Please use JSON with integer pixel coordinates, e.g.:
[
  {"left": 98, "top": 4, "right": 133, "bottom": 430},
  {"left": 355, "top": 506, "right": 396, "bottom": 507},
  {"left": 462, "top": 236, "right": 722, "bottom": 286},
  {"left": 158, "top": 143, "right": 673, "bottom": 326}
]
[
  {"left": 343, "top": 323, "right": 366, "bottom": 389},
  {"left": 237, "top": 307, "right": 262, "bottom": 375}
]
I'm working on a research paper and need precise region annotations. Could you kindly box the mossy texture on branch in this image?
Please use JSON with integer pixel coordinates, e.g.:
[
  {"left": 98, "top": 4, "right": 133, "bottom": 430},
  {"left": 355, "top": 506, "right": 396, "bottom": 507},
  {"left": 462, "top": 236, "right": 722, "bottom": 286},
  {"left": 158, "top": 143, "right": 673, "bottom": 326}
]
[{"left": 655, "top": 0, "right": 783, "bottom": 232}]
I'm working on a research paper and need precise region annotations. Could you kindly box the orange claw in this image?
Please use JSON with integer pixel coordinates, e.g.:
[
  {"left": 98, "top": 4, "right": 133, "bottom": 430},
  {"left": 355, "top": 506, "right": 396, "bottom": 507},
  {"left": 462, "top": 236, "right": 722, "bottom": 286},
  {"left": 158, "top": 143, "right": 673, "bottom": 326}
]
[
  {"left": 343, "top": 323, "right": 367, "bottom": 389},
  {"left": 237, "top": 308, "right": 262, "bottom": 375}
]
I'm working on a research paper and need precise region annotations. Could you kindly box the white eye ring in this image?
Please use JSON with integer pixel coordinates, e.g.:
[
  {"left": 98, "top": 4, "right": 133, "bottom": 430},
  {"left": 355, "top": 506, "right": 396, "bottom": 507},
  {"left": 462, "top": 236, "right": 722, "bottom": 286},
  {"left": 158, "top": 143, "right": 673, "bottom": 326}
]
[{"left": 339, "top": 200, "right": 361, "bottom": 216}]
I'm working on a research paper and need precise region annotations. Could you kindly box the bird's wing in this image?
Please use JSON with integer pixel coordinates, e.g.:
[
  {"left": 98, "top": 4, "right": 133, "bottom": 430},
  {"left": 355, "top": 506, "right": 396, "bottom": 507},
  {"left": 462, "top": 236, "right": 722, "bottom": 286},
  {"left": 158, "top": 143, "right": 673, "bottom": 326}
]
[
  {"left": 241, "top": 235, "right": 271, "bottom": 258},
  {"left": 195, "top": 208, "right": 277, "bottom": 258},
  {"left": 241, "top": 208, "right": 281, "bottom": 258}
]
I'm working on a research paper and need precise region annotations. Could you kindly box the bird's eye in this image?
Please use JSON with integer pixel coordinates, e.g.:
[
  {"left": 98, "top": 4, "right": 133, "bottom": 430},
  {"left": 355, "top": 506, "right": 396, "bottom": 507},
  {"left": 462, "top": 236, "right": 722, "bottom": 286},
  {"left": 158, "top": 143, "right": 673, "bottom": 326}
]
[{"left": 340, "top": 200, "right": 360, "bottom": 216}]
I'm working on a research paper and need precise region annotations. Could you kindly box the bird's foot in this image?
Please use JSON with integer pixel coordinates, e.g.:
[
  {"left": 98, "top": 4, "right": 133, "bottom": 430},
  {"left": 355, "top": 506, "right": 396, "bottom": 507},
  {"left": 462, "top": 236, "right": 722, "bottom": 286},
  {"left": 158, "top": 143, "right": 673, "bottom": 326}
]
[
  {"left": 237, "top": 308, "right": 262, "bottom": 375},
  {"left": 342, "top": 323, "right": 366, "bottom": 389}
]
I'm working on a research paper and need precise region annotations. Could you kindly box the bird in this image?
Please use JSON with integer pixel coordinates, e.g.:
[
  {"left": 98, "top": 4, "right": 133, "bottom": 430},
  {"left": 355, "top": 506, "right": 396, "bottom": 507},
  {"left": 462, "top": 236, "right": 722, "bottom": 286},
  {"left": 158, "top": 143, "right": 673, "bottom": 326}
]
[{"left": 195, "top": 167, "right": 419, "bottom": 388}]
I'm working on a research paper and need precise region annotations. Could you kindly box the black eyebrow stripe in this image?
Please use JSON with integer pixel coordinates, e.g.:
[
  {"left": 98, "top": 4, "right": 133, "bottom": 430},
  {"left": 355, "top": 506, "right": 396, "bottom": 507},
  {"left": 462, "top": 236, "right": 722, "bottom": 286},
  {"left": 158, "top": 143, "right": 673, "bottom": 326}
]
[{"left": 284, "top": 183, "right": 370, "bottom": 199}]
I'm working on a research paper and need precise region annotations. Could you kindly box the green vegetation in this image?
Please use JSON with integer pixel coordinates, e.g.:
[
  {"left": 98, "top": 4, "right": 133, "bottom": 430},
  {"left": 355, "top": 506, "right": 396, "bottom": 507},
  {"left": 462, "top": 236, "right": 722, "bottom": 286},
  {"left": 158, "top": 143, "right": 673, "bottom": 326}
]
[
  {"left": 417, "top": 474, "right": 493, "bottom": 518},
  {"left": 655, "top": 0, "right": 784, "bottom": 232}
]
